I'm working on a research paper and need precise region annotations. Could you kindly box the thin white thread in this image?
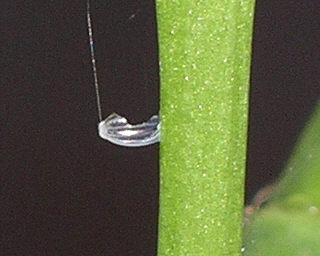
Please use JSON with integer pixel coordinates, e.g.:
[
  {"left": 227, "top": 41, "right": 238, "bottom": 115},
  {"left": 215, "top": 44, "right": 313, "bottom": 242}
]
[
  {"left": 87, "top": 0, "right": 161, "bottom": 146},
  {"left": 87, "top": 0, "right": 103, "bottom": 121}
]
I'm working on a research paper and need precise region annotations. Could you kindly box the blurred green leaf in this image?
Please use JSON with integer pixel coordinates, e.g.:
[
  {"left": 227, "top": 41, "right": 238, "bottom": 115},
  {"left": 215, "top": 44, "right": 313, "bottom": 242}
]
[{"left": 244, "top": 102, "right": 320, "bottom": 256}]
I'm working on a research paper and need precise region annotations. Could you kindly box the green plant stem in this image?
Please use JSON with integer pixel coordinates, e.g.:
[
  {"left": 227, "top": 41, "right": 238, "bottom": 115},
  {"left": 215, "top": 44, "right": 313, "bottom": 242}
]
[{"left": 156, "top": 1, "right": 255, "bottom": 255}]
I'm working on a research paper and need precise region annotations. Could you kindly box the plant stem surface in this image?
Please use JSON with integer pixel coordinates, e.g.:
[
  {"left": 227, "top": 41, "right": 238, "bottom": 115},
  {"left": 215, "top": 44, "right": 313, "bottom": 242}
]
[{"left": 156, "top": 0, "right": 255, "bottom": 255}]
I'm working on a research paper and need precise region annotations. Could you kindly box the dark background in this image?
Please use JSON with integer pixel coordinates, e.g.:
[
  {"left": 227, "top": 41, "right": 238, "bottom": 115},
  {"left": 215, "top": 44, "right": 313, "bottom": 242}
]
[{"left": 2, "top": 1, "right": 320, "bottom": 255}]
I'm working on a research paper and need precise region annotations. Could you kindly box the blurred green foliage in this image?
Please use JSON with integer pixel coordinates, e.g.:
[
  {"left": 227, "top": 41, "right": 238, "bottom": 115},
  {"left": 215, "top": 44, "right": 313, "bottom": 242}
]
[{"left": 244, "top": 103, "right": 320, "bottom": 256}]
